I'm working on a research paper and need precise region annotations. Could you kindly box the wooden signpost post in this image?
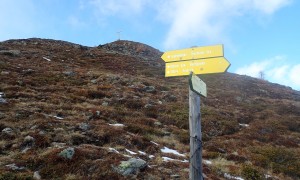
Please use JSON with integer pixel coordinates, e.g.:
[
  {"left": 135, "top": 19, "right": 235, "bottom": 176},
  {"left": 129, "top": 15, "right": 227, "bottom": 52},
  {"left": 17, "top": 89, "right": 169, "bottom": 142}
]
[{"left": 161, "top": 45, "right": 230, "bottom": 180}]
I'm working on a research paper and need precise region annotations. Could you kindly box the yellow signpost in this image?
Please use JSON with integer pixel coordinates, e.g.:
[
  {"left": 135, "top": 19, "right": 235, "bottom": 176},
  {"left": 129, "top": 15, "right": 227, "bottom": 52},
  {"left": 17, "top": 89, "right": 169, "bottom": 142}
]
[
  {"left": 161, "top": 44, "right": 223, "bottom": 62},
  {"left": 165, "top": 57, "right": 230, "bottom": 77},
  {"left": 161, "top": 44, "right": 230, "bottom": 180}
]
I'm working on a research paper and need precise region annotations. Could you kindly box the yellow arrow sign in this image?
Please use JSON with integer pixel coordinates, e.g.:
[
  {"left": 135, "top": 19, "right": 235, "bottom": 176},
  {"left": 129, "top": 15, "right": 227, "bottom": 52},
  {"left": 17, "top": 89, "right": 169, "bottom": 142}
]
[
  {"left": 165, "top": 57, "right": 230, "bottom": 77},
  {"left": 161, "top": 44, "right": 223, "bottom": 62}
]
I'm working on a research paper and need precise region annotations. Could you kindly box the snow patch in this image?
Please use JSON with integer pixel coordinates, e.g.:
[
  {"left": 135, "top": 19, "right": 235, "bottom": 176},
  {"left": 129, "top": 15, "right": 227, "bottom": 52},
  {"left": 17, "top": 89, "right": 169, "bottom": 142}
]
[
  {"left": 46, "top": 114, "right": 64, "bottom": 120},
  {"left": 224, "top": 173, "right": 244, "bottom": 180},
  {"left": 108, "top": 123, "right": 125, "bottom": 127},
  {"left": 138, "top": 151, "right": 146, "bottom": 155},
  {"left": 108, "top": 148, "right": 119, "bottom": 154},
  {"left": 53, "top": 115, "right": 64, "bottom": 120},
  {"left": 149, "top": 155, "right": 155, "bottom": 159},
  {"left": 161, "top": 146, "right": 186, "bottom": 157},
  {"left": 203, "top": 160, "right": 212, "bottom": 165},
  {"left": 162, "top": 156, "right": 174, "bottom": 162},
  {"left": 42, "top": 57, "right": 51, "bottom": 61},
  {"left": 151, "top": 141, "right": 159, "bottom": 146},
  {"left": 162, "top": 157, "right": 188, "bottom": 163},
  {"left": 239, "top": 123, "right": 249, "bottom": 127},
  {"left": 265, "top": 174, "right": 272, "bottom": 178},
  {"left": 125, "top": 149, "right": 137, "bottom": 155}
]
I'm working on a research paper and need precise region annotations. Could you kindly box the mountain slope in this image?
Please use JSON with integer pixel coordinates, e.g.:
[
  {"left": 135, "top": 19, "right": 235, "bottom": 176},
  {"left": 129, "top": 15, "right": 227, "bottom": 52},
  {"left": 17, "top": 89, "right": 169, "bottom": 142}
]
[{"left": 0, "top": 38, "right": 299, "bottom": 180}]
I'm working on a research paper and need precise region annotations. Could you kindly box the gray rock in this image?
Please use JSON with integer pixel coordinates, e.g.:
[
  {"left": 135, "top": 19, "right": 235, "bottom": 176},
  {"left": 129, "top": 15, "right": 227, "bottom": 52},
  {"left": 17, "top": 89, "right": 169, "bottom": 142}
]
[
  {"left": 0, "top": 92, "right": 5, "bottom": 98},
  {"left": 144, "top": 104, "right": 153, "bottom": 108},
  {"left": 63, "top": 71, "right": 76, "bottom": 76},
  {"left": 58, "top": 147, "right": 75, "bottom": 160},
  {"left": 0, "top": 50, "right": 21, "bottom": 57},
  {"left": 30, "top": 125, "right": 38, "bottom": 130},
  {"left": 0, "top": 97, "right": 7, "bottom": 104},
  {"left": 79, "top": 123, "right": 90, "bottom": 131},
  {"left": 21, "top": 147, "right": 31, "bottom": 154},
  {"left": 171, "top": 174, "right": 181, "bottom": 179},
  {"left": 163, "top": 94, "right": 177, "bottom": 102},
  {"left": 1, "top": 71, "right": 10, "bottom": 75},
  {"left": 24, "top": 135, "right": 35, "bottom": 144},
  {"left": 163, "top": 131, "right": 171, "bottom": 136},
  {"left": 5, "top": 163, "right": 25, "bottom": 171},
  {"left": 51, "top": 142, "right": 66, "bottom": 148},
  {"left": 143, "top": 86, "right": 156, "bottom": 93},
  {"left": 154, "top": 121, "right": 162, "bottom": 127},
  {"left": 91, "top": 79, "right": 98, "bottom": 84},
  {"left": 102, "top": 101, "right": 109, "bottom": 106},
  {"left": 116, "top": 158, "right": 147, "bottom": 176},
  {"left": 2, "top": 127, "right": 13, "bottom": 135},
  {"left": 33, "top": 171, "right": 41, "bottom": 180},
  {"left": 22, "top": 69, "right": 35, "bottom": 75},
  {"left": 235, "top": 96, "right": 242, "bottom": 102}
]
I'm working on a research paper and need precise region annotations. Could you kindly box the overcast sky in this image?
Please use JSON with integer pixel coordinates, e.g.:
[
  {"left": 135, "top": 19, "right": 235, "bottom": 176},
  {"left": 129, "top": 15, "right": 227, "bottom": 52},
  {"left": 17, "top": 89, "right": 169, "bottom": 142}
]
[{"left": 1, "top": 0, "right": 299, "bottom": 90}]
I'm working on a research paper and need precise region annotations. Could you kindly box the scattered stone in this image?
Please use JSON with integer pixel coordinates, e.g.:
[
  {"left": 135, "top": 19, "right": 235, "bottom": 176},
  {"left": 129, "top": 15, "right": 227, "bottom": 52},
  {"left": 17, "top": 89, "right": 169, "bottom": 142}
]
[
  {"left": 0, "top": 50, "right": 21, "bottom": 57},
  {"left": 21, "top": 147, "right": 31, "bottom": 154},
  {"left": 239, "top": 123, "right": 249, "bottom": 127},
  {"left": 235, "top": 96, "right": 243, "bottom": 102},
  {"left": 22, "top": 69, "right": 35, "bottom": 75},
  {"left": 143, "top": 86, "right": 156, "bottom": 93},
  {"left": 17, "top": 80, "right": 24, "bottom": 86},
  {"left": 171, "top": 174, "right": 181, "bottom": 179},
  {"left": 144, "top": 104, "right": 153, "bottom": 108},
  {"left": 24, "top": 135, "right": 35, "bottom": 144},
  {"left": 54, "top": 128, "right": 65, "bottom": 134},
  {"left": 154, "top": 121, "right": 162, "bottom": 127},
  {"left": 91, "top": 79, "right": 98, "bottom": 84},
  {"left": 51, "top": 142, "right": 66, "bottom": 148},
  {"left": 102, "top": 101, "right": 109, "bottom": 106},
  {"left": 5, "top": 163, "right": 25, "bottom": 171},
  {"left": 58, "top": 147, "right": 75, "bottom": 160},
  {"left": 33, "top": 171, "right": 42, "bottom": 180},
  {"left": 163, "top": 131, "right": 171, "bottom": 136},
  {"left": 79, "top": 123, "right": 90, "bottom": 131},
  {"left": 1, "top": 71, "right": 10, "bottom": 75},
  {"left": 30, "top": 125, "right": 38, "bottom": 130},
  {"left": 2, "top": 127, "right": 13, "bottom": 135},
  {"left": 63, "top": 71, "right": 76, "bottom": 76},
  {"left": 163, "top": 94, "right": 177, "bottom": 102},
  {"left": 0, "top": 92, "right": 5, "bottom": 98},
  {"left": 116, "top": 158, "right": 147, "bottom": 176},
  {"left": 0, "top": 97, "right": 7, "bottom": 104}
]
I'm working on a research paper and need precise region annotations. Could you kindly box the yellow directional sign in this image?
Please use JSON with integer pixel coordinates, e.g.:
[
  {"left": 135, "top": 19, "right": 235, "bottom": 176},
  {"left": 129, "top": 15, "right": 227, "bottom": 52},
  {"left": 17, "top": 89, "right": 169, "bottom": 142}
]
[
  {"left": 161, "top": 45, "right": 223, "bottom": 62},
  {"left": 189, "top": 72, "right": 207, "bottom": 97},
  {"left": 165, "top": 57, "right": 230, "bottom": 77}
]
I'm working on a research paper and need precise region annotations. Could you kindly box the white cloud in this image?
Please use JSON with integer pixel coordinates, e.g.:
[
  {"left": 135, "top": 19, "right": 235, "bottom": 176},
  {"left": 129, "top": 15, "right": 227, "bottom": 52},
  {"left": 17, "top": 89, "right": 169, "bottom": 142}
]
[
  {"left": 83, "top": 0, "right": 292, "bottom": 48},
  {"left": 157, "top": 0, "right": 292, "bottom": 49},
  {"left": 253, "top": 0, "right": 292, "bottom": 14},
  {"left": 235, "top": 61, "right": 270, "bottom": 78},
  {"left": 289, "top": 64, "right": 300, "bottom": 87},
  {"left": 267, "top": 65, "right": 289, "bottom": 80},
  {"left": 235, "top": 56, "right": 300, "bottom": 90}
]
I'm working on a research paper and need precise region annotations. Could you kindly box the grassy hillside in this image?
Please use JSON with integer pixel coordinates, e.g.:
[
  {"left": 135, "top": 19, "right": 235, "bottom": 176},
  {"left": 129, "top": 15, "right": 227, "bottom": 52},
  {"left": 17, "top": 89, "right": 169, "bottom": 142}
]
[{"left": 0, "top": 38, "right": 299, "bottom": 179}]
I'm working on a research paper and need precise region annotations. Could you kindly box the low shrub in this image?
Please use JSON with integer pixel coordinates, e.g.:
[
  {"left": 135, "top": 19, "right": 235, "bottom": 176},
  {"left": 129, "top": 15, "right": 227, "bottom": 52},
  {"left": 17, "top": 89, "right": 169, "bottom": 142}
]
[{"left": 241, "top": 164, "right": 263, "bottom": 180}]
